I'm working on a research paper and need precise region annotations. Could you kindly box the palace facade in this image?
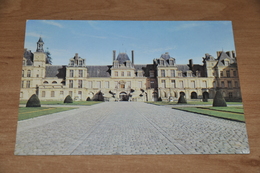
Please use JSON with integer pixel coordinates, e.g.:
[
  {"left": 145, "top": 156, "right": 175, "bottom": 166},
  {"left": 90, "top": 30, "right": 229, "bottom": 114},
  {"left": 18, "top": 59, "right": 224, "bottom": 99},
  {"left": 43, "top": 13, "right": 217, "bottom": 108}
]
[{"left": 20, "top": 38, "right": 242, "bottom": 102}]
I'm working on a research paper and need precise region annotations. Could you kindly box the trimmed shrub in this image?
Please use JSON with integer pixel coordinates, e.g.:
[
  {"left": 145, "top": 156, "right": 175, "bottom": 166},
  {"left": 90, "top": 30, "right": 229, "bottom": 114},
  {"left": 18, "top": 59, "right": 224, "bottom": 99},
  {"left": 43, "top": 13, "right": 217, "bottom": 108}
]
[
  {"left": 177, "top": 94, "right": 187, "bottom": 104},
  {"left": 64, "top": 95, "right": 73, "bottom": 103},
  {"left": 213, "top": 90, "right": 227, "bottom": 107},
  {"left": 26, "top": 94, "right": 41, "bottom": 107}
]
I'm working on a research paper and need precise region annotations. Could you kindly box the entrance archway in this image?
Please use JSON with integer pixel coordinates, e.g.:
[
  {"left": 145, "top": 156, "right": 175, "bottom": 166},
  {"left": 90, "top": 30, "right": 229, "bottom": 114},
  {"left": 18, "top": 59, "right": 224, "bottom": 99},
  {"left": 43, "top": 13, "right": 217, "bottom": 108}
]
[
  {"left": 119, "top": 92, "right": 128, "bottom": 101},
  {"left": 180, "top": 92, "right": 185, "bottom": 97},
  {"left": 191, "top": 92, "right": 198, "bottom": 99},
  {"left": 203, "top": 92, "right": 209, "bottom": 100},
  {"left": 152, "top": 92, "right": 158, "bottom": 101}
]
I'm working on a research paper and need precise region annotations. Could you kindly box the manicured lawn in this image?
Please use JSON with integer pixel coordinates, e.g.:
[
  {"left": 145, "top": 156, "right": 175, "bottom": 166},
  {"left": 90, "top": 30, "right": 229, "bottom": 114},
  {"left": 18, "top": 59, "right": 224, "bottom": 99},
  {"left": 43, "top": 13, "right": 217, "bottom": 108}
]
[
  {"left": 19, "top": 101, "right": 102, "bottom": 106},
  {"left": 146, "top": 101, "right": 243, "bottom": 106},
  {"left": 18, "top": 107, "right": 76, "bottom": 121},
  {"left": 173, "top": 106, "right": 245, "bottom": 122}
]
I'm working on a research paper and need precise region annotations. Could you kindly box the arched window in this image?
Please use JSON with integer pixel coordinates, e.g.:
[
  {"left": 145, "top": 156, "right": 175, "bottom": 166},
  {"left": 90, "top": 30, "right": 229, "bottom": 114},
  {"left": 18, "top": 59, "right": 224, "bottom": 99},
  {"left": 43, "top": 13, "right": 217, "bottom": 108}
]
[
  {"left": 43, "top": 81, "right": 48, "bottom": 84},
  {"left": 52, "top": 81, "right": 57, "bottom": 84},
  {"left": 191, "top": 92, "right": 198, "bottom": 99}
]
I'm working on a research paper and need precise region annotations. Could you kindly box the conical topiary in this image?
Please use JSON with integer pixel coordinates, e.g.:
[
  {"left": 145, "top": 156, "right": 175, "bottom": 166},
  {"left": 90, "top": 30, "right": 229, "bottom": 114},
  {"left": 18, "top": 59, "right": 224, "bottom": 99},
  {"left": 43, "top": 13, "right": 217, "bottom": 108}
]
[
  {"left": 64, "top": 95, "right": 73, "bottom": 103},
  {"left": 213, "top": 90, "right": 227, "bottom": 107},
  {"left": 177, "top": 94, "right": 187, "bottom": 104},
  {"left": 26, "top": 94, "right": 41, "bottom": 107}
]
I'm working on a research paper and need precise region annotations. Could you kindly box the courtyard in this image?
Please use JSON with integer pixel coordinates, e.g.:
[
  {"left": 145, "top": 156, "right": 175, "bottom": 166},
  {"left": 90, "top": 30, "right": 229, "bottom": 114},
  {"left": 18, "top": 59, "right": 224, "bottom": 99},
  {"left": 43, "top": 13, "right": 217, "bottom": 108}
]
[{"left": 15, "top": 102, "right": 249, "bottom": 155}]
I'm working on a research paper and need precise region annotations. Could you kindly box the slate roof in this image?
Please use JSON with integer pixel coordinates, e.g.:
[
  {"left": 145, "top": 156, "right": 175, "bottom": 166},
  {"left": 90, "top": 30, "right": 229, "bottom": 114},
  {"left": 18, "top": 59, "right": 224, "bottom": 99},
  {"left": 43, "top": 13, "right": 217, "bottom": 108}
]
[
  {"left": 176, "top": 65, "right": 190, "bottom": 72},
  {"left": 160, "top": 52, "right": 171, "bottom": 60},
  {"left": 116, "top": 53, "right": 130, "bottom": 64},
  {"left": 45, "top": 66, "right": 66, "bottom": 78},
  {"left": 23, "top": 49, "right": 34, "bottom": 66},
  {"left": 216, "top": 51, "right": 236, "bottom": 66},
  {"left": 86, "top": 66, "right": 112, "bottom": 77}
]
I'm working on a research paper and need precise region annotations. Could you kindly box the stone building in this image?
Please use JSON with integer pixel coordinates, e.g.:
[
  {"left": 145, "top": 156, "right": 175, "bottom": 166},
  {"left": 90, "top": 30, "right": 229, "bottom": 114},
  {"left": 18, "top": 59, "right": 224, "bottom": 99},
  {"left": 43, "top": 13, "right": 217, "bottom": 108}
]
[{"left": 20, "top": 37, "right": 242, "bottom": 102}]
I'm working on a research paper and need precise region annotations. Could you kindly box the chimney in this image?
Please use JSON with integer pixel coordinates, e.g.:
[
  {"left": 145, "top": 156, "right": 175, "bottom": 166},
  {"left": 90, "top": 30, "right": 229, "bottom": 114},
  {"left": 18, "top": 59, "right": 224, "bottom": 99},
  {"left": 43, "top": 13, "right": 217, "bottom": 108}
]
[
  {"left": 232, "top": 50, "right": 236, "bottom": 58},
  {"left": 113, "top": 50, "right": 116, "bottom": 61},
  {"left": 217, "top": 51, "right": 221, "bottom": 58},
  {"left": 131, "top": 50, "right": 134, "bottom": 65},
  {"left": 189, "top": 59, "right": 193, "bottom": 69}
]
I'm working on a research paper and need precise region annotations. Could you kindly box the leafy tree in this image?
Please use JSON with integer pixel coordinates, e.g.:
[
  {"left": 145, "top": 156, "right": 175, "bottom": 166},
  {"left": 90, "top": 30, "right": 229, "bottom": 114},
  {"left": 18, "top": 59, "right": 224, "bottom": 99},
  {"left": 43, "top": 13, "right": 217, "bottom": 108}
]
[
  {"left": 64, "top": 95, "right": 73, "bottom": 103},
  {"left": 213, "top": 90, "right": 227, "bottom": 107},
  {"left": 45, "top": 47, "right": 52, "bottom": 64},
  {"left": 26, "top": 94, "right": 41, "bottom": 107}
]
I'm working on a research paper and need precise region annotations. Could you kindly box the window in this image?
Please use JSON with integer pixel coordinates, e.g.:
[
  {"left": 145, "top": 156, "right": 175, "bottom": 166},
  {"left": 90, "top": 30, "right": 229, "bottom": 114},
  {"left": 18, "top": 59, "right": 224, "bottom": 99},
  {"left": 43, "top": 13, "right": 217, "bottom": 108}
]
[
  {"left": 150, "top": 70, "right": 154, "bottom": 77},
  {"left": 79, "top": 60, "right": 83, "bottom": 66},
  {"left": 171, "top": 70, "right": 175, "bottom": 77},
  {"left": 26, "top": 81, "right": 30, "bottom": 88},
  {"left": 169, "top": 60, "right": 174, "bottom": 65},
  {"left": 161, "top": 80, "right": 166, "bottom": 88},
  {"left": 70, "top": 60, "right": 74, "bottom": 66},
  {"left": 115, "top": 71, "right": 118, "bottom": 77},
  {"left": 105, "top": 81, "right": 109, "bottom": 88},
  {"left": 138, "top": 81, "right": 142, "bottom": 88},
  {"left": 27, "top": 70, "right": 31, "bottom": 77},
  {"left": 121, "top": 71, "right": 124, "bottom": 76},
  {"left": 226, "top": 70, "right": 230, "bottom": 77},
  {"left": 179, "top": 81, "right": 184, "bottom": 88},
  {"left": 78, "top": 80, "right": 82, "bottom": 88},
  {"left": 171, "top": 80, "right": 176, "bottom": 88},
  {"left": 22, "top": 70, "right": 24, "bottom": 77},
  {"left": 213, "top": 81, "right": 216, "bottom": 88},
  {"left": 235, "top": 81, "right": 239, "bottom": 88},
  {"left": 60, "top": 91, "right": 64, "bottom": 95},
  {"left": 21, "top": 81, "right": 24, "bottom": 88},
  {"left": 138, "top": 71, "right": 143, "bottom": 77},
  {"left": 43, "top": 81, "right": 48, "bottom": 84},
  {"left": 69, "top": 80, "right": 73, "bottom": 88},
  {"left": 228, "top": 92, "right": 233, "bottom": 98},
  {"left": 42, "top": 91, "right": 45, "bottom": 97},
  {"left": 96, "top": 81, "right": 101, "bottom": 88},
  {"left": 221, "top": 81, "right": 225, "bottom": 88},
  {"left": 127, "top": 71, "right": 131, "bottom": 77},
  {"left": 233, "top": 71, "right": 237, "bottom": 77},
  {"left": 150, "top": 81, "right": 155, "bottom": 88},
  {"left": 88, "top": 81, "right": 92, "bottom": 88},
  {"left": 161, "top": 70, "right": 165, "bottom": 77},
  {"left": 191, "top": 81, "right": 195, "bottom": 88},
  {"left": 79, "top": 70, "right": 83, "bottom": 77},
  {"left": 228, "top": 81, "right": 232, "bottom": 88},
  {"left": 161, "top": 60, "right": 164, "bottom": 65},
  {"left": 51, "top": 91, "right": 55, "bottom": 97},
  {"left": 202, "top": 81, "right": 207, "bottom": 88},
  {"left": 220, "top": 71, "right": 223, "bottom": 77},
  {"left": 69, "top": 70, "right": 74, "bottom": 77},
  {"left": 69, "top": 91, "right": 73, "bottom": 97},
  {"left": 52, "top": 81, "right": 57, "bottom": 84},
  {"left": 225, "top": 60, "right": 230, "bottom": 66},
  {"left": 120, "top": 84, "right": 125, "bottom": 89},
  {"left": 126, "top": 81, "right": 131, "bottom": 88},
  {"left": 78, "top": 91, "right": 82, "bottom": 95},
  {"left": 115, "top": 81, "right": 118, "bottom": 88},
  {"left": 178, "top": 73, "right": 182, "bottom": 77}
]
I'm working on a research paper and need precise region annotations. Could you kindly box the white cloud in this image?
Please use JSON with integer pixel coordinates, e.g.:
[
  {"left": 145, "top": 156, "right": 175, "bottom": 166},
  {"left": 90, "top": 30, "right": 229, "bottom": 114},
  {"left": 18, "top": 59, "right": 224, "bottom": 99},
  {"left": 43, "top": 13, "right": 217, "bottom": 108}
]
[
  {"left": 42, "top": 20, "right": 63, "bottom": 28},
  {"left": 170, "top": 22, "right": 203, "bottom": 31},
  {"left": 26, "top": 32, "right": 43, "bottom": 38}
]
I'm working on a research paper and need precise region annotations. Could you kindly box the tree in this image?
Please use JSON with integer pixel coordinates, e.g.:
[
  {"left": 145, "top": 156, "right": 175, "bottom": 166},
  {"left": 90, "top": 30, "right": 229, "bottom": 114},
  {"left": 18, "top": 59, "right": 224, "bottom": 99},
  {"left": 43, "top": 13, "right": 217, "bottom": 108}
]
[
  {"left": 64, "top": 95, "right": 73, "bottom": 103},
  {"left": 177, "top": 94, "right": 187, "bottom": 104},
  {"left": 26, "top": 94, "right": 41, "bottom": 107},
  {"left": 213, "top": 90, "right": 227, "bottom": 107},
  {"left": 45, "top": 47, "right": 52, "bottom": 64}
]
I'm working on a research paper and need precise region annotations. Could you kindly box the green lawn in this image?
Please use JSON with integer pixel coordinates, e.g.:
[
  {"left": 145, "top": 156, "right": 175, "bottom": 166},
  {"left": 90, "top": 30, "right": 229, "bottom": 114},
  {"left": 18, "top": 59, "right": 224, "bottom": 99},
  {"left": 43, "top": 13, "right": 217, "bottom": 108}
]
[
  {"left": 19, "top": 101, "right": 102, "bottom": 106},
  {"left": 146, "top": 101, "right": 243, "bottom": 106},
  {"left": 173, "top": 106, "right": 245, "bottom": 122},
  {"left": 18, "top": 107, "right": 76, "bottom": 121}
]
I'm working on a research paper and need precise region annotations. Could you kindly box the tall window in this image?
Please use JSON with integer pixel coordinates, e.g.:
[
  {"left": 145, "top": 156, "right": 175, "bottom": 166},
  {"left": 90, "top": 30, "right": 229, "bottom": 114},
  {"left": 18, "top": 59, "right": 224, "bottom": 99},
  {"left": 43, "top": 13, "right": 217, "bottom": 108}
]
[
  {"left": 88, "top": 81, "right": 92, "bottom": 88},
  {"left": 69, "top": 91, "right": 73, "bottom": 97},
  {"left": 220, "top": 71, "right": 223, "bottom": 77},
  {"left": 70, "top": 60, "right": 74, "bottom": 65},
  {"left": 79, "top": 60, "right": 83, "bottom": 66},
  {"left": 161, "top": 70, "right": 165, "bottom": 77},
  {"left": 150, "top": 70, "right": 154, "bottom": 77},
  {"left": 26, "top": 81, "right": 30, "bottom": 88},
  {"left": 121, "top": 71, "right": 124, "bottom": 76},
  {"left": 171, "top": 70, "right": 175, "bottom": 77},
  {"left": 191, "top": 81, "right": 195, "bottom": 88},
  {"left": 78, "top": 80, "right": 82, "bottom": 88},
  {"left": 150, "top": 81, "right": 155, "bottom": 88},
  {"left": 115, "top": 81, "right": 119, "bottom": 88},
  {"left": 127, "top": 71, "right": 131, "bottom": 77},
  {"left": 179, "top": 81, "right": 184, "bottom": 88},
  {"left": 27, "top": 70, "right": 31, "bottom": 77},
  {"left": 22, "top": 70, "right": 24, "bottom": 77},
  {"left": 79, "top": 70, "right": 83, "bottom": 77},
  {"left": 69, "top": 70, "right": 74, "bottom": 77},
  {"left": 51, "top": 91, "right": 55, "bottom": 97},
  {"left": 115, "top": 71, "right": 118, "bottom": 77},
  {"left": 60, "top": 91, "right": 64, "bottom": 95},
  {"left": 171, "top": 80, "right": 176, "bottom": 88},
  {"left": 233, "top": 71, "right": 237, "bottom": 77},
  {"left": 21, "top": 81, "right": 24, "bottom": 88},
  {"left": 138, "top": 81, "right": 142, "bottom": 88},
  {"left": 202, "top": 81, "right": 207, "bottom": 88},
  {"left": 226, "top": 70, "right": 230, "bottom": 77},
  {"left": 161, "top": 80, "right": 166, "bottom": 88},
  {"left": 96, "top": 81, "right": 101, "bottom": 88},
  {"left": 235, "top": 81, "right": 239, "bottom": 88},
  {"left": 228, "top": 92, "right": 233, "bottom": 98},
  {"left": 161, "top": 60, "right": 164, "bottom": 65},
  {"left": 228, "top": 81, "right": 232, "bottom": 88},
  {"left": 221, "top": 81, "right": 225, "bottom": 88},
  {"left": 69, "top": 80, "right": 73, "bottom": 88},
  {"left": 42, "top": 91, "right": 45, "bottom": 97},
  {"left": 178, "top": 73, "right": 182, "bottom": 77},
  {"left": 105, "top": 81, "right": 109, "bottom": 88}
]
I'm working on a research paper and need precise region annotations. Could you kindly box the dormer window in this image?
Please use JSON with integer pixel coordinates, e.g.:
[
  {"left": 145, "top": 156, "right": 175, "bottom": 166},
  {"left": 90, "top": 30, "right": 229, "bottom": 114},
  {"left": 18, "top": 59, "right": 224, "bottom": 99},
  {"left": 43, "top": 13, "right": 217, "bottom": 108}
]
[
  {"left": 161, "top": 60, "right": 164, "bottom": 65},
  {"left": 71, "top": 60, "right": 74, "bottom": 66},
  {"left": 79, "top": 60, "right": 82, "bottom": 66},
  {"left": 225, "top": 60, "right": 230, "bottom": 66}
]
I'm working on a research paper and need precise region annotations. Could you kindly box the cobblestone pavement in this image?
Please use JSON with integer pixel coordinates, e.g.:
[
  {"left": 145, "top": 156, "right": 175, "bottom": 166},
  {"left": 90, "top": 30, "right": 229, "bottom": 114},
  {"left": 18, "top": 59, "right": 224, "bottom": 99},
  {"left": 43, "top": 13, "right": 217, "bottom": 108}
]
[{"left": 15, "top": 102, "right": 250, "bottom": 155}]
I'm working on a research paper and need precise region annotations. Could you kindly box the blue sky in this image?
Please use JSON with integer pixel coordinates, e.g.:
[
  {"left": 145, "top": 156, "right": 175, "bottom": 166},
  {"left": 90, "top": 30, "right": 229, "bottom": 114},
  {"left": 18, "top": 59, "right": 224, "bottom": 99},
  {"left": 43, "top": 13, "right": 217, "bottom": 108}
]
[{"left": 24, "top": 20, "right": 236, "bottom": 65}]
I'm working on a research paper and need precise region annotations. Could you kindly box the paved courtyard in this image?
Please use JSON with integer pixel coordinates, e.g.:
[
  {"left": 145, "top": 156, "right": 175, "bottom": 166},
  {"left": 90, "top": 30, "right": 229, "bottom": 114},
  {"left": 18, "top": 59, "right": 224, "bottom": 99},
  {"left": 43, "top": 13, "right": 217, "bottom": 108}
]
[{"left": 15, "top": 102, "right": 250, "bottom": 155}]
